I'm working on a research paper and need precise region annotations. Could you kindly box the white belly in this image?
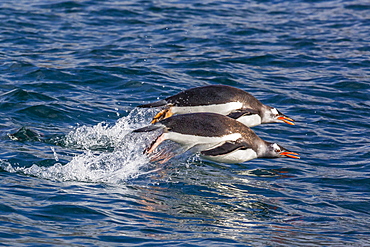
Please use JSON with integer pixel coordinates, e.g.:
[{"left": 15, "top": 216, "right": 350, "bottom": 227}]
[
  {"left": 164, "top": 132, "right": 242, "bottom": 150},
  {"left": 236, "top": 114, "right": 262, "bottom": 127},
  {"left": 201, "top": 148, "right": 258, "bottom": 164},
  {"left": 171, "top": 102, "right": 243, "bottom": 115}
]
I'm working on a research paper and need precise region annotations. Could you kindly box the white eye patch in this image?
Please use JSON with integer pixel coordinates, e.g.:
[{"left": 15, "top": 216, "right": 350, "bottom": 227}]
[
  {"left": 272, "top": 143, "right": 279, "bottom": 149},
  {"left": 271, "top": 108, "right": 279, "bottom": 115},
  {"left": 272, "top": 143, "right": 280, "bottom": 151}
]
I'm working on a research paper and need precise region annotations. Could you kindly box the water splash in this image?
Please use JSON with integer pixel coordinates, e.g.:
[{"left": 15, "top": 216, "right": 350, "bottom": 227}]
[
  {"left": 64, "top": 108, "right": 156, "bottom": 151},
  {"left": 17, "top": 148, "right": 151, "bottom": 184},
  {"left": 3, "top": 108, "right": 163, "bottom": 184}
]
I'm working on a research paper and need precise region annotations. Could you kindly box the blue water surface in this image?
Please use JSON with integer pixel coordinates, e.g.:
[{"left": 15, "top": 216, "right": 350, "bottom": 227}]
[{"left": 0, "top": 0, "right": 369, "bottom": 246}]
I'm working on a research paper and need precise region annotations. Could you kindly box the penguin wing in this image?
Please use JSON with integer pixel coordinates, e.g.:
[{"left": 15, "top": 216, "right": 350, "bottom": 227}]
[
  {"left": 200, "top": 140, "right": 251, "bottom": 156},
  {"left": 226, "top": 109, "right": 259, "bottom": 119}
]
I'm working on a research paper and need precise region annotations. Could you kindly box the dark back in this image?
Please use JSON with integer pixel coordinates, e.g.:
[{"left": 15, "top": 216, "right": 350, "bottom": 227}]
[{"left": 166, "top": 85, "right": 263, "bottom": 109}]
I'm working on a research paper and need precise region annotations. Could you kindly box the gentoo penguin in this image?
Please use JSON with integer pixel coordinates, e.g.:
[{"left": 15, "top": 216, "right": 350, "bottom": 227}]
[
  {"left": 133, "top": 113, "right": 299, "bottom": 164},
  {"left": 138, "top": 85, "right": 295, "bottom": 127}
]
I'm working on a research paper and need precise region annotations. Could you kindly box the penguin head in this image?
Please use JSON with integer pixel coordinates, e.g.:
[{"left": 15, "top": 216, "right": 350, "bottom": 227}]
[
  {"left": 262, "top": 107, "right": 295, "bottom": 125},
  {"left": 263, "top": 143, "right": 300, "bottom": 159}
]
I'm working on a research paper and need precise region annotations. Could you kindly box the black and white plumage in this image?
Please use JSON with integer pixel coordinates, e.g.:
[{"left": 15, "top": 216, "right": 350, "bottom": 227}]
[
  {"left": 133, "top": 113, "right": 299, "bottom": 164},
  {"left": 138, "top": 85, "right": 295, "bottom": 127}
]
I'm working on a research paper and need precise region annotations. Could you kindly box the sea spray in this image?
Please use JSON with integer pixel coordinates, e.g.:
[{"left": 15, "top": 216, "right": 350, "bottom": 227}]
[{"left": 4, "top": 108, "right": 164, "bottom": 184}]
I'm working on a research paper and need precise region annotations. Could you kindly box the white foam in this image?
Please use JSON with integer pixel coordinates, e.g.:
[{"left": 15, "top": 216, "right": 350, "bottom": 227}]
[
  {"left": 3, "top": 108, "right": 163, "bottom": 184},
  {"left": 64, "top": 108, "right": 155, "bottom": 150},
  {"left": 17, "top": 148, "right": 150, "bottom": 184}
]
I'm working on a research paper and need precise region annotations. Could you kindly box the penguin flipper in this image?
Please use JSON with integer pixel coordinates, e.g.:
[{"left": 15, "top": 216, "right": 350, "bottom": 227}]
[
  {"left": 227, "top": 109, "right": 258, "bottom": 119},
  {"left": 201, "top": 140, "right": 250, "bottom": 156}
]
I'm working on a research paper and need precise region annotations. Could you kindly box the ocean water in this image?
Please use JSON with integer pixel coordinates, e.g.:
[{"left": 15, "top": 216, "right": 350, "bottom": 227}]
[{"left": 0, "top": 0, "right": 369, "bottom": 246}]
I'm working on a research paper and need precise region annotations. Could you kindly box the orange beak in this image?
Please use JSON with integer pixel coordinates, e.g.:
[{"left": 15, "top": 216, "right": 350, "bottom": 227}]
[
  {"left": 280, "top": 151, "right": 300, "bottom": 159},
  {"left": 278, "top": 116, "right": 295, "bottom": 125}
]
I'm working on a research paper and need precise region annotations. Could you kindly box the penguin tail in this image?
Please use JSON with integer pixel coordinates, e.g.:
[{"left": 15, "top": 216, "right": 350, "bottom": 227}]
[
  {"left": 137, "top": 100, "right": 167, "bottom": 108},
  {"left": 133, "top": 124, "right": 162, "bottom": 133}
]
